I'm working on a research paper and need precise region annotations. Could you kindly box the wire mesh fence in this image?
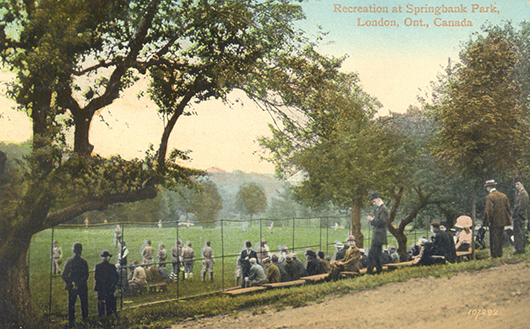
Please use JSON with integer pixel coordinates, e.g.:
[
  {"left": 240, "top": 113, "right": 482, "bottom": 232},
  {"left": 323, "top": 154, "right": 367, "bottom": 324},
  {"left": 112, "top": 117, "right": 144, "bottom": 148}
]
[{"left": 29, "top": 216, "right": 428, "bottom": 319}]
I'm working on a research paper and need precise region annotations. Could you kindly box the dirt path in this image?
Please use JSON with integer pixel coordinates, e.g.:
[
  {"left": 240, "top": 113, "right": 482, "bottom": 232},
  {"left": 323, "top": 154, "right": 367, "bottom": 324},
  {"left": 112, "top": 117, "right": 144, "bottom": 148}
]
[{"left": 171, "top": 260, "right": 530, "bottom": 329}]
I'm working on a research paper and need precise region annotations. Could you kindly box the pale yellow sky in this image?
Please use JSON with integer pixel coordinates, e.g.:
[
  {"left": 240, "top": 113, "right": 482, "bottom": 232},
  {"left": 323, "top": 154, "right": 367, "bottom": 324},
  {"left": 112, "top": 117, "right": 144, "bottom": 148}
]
[
  {"left": 0, "top": 72, "right": 278, "bottom": 174},
  {"left": 2, "top": 0, "right": 528, "bottom": 174},
  {"left": 0, "top": 49, "right": 462, "bottom": 175}
]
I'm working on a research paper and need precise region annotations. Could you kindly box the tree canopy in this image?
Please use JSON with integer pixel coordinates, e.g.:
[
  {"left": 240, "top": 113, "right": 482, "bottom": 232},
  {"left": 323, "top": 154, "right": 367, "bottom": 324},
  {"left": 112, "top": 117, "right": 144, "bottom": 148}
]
[
  {"left": 0, "top": 0, "right": 330, "bottom": 326},
  {"left": 259, "top": 62, "right": 412, "bottom": 246},
  {"left": 189, "top": 180, "right": 223, "bottom": 227},
  {"left": 434, "top": 31, "right": 530, "bottom": 181},
  {"left": 235, "top": 181, "right": 268, "bottom": 220}
]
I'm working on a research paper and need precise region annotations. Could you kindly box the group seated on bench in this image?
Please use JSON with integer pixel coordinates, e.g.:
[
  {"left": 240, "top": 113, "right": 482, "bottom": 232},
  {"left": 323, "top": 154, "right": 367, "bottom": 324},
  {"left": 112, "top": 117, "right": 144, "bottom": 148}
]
[
  {"left": 126, "top": 260, "right": 170, "bottom": 294},
  {"left": 229, "top": 221, "right": 476, "bottom": 295}
]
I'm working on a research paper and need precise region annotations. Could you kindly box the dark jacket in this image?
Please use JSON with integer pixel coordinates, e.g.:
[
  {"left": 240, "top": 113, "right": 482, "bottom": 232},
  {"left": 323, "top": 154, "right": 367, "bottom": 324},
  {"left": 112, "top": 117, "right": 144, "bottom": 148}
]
[
  {"left": 484, "top": 190, "right": 511, "bottom": 227},
  {"left": 432, "top": 230, "right": 457, "bottom": 263},
  {"left": 62, "top": 255, "right": 89, "bottom": 290},
  {"left": 306, "top": 256, "right": 326, "bottom": 275},
  {"left": 294, "top": 257, "right": 308, "bottom": 277},
  {"left": 320, "top": 258, "right": 331, "bottom": 273},
  {"left": 371, "top": 204, "right": 389, "bottom": 246},
  {"left": 266, "top": 263, "right": 281, "bottom": 283},
  {"left": 239, "top": 248, "right": 258, "bottom": 277},
  {"left": 272, "top": 260, "right": 288, "bottom": 282},
  {"left": 512, "top": 187, "right": 529, "bottom": 221},
  {"left": 95, "top": 260, "right": 119, "bottom": 294},
  {"left": 283, "top": 260, "right": 300, "bottom": 281}
]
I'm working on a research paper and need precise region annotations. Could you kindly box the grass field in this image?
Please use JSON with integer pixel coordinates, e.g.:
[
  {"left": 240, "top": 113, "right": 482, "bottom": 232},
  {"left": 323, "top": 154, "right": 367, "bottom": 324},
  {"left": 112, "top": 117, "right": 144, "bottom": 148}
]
[{"left": 28, "top": 218, "right": 424, "bottom": 320}]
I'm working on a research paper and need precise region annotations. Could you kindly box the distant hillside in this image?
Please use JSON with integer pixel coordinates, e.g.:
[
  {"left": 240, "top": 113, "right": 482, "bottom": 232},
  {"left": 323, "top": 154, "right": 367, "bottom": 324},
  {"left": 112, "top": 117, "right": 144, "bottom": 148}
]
[{"left": 206, "top": 168, "right": 285, "bottom": 218}]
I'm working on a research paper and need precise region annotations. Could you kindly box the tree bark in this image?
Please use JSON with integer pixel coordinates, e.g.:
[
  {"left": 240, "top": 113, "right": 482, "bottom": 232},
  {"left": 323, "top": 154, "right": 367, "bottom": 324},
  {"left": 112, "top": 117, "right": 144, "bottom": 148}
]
[
  {"left": 387, "top": 187, "right": 432, "bottom": 261},
  {"left": 351, "top": 197, "right": 364, "bottom": 248},
  {"left": 0, "top": 185, "right": 157, "bottom": 327},
  {"left": 157, "top": 92, "right": 194, "bottom": 169},
  {"left": 0, "top": 234, "right": 34, "bottom": 329},
  {"left": 73, "top": 111, "right": 94, "bottom": 156}
]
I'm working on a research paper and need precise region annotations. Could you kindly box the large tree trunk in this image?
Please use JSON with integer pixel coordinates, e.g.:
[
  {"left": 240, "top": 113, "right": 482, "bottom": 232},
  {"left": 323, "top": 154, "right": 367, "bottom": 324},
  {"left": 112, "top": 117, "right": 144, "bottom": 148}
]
[
  {"left": 471, "top": 187, "right": 476, "bottom": 260},
  {"left": 351, "top": 197, "right": 364, "bottom": 248},
  {"left": 387, "top": 187, "right": 432, "bottom": 261},
  {"left": 73, "top": 111, "right": 94, "bottom": 157},
  {"left": 0, "top": 234, "right": 35, "bottom": 329}
]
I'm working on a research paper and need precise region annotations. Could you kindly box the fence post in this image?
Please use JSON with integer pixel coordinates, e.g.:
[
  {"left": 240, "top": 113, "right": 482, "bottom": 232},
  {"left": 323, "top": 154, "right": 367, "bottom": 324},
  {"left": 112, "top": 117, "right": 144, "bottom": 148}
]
[
  {"left": 326, "top": 218, "right": 329, "bottom": 255},
  {"left": 49, "top": 226, "right": 55, "bottom": 316},
  {"left": 319, "top": 217, "right": 323, "bottom": 252},
  {"left": 221, "top": 218, "right": 225, "bottom": 291},
  {"left": 177, "top": 220, "right": 180, "bottom": 299},
  {"left": 292, "top": 218, "right": 295, "bottom": 252},
  {"left": 120, "top": 223, "right": 125, "bottom": 311}
]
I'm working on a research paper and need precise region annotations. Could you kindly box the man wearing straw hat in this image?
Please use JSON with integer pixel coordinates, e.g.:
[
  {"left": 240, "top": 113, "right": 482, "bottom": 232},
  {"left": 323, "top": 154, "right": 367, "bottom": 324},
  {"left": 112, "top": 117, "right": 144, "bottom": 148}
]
[{"left": 483, "top": 179, "right": 511, "bottom": 258}]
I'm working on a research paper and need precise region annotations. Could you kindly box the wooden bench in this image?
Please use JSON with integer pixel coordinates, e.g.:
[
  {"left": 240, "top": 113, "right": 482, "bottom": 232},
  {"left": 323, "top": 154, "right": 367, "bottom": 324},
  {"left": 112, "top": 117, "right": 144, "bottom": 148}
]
[
  {"left": 386, "top": 259, "right": 419, "bottom": 270},
  {"left": 222, "top": 286, "right": 266, "bottom": 296},
  {"left": 262, "top": 279, "right": 307, "bottom": 289},
  {"left": 144, "top": 281, "right": 168, "bottom": 293},
  {"left": 456, "top": 249, "right": 472, "bottom": 261},
  {"left": 341, "top": 266, "right": 389, "bottom": 277},
  {"left": 339, "top": 268, "right": 365, "bottom": 278},
  {"left": 300, "top": 273, "right": 329, "bottom": 283}
]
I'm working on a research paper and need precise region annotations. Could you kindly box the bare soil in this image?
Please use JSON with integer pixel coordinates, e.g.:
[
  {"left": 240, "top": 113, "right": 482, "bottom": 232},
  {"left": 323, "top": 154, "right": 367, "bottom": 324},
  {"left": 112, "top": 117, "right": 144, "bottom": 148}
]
[{"left": 171, "top": 259, "right": 530, "bottom": 329}]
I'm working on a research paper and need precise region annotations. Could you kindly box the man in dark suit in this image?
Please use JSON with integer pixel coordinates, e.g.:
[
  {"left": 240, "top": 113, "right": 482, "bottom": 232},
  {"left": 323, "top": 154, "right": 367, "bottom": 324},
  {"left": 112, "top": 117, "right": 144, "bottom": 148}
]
[
  {"left": 95, "top": 250, "right": 119, "bottom": 317},
  {"left": 366, "top": 191, "right": 388, "bottom": 274},
  {"left": 484, "top": 179, "right": 512, "bottom": 258},
  {"left": 239, "top": 240, "right": 258, "bottom": 287},
  {"left": 62, "top": 242, "right": 89, "bottom": 326},
  {"left": 512, "top": 175, "right": 528, "bottom": 253}
]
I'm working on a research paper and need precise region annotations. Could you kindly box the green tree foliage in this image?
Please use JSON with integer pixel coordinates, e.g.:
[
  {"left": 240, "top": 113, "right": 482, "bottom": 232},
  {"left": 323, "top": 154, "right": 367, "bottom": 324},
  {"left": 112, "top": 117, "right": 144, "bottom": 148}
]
[
  {"left": 189, "top": 180, "right": 223, "bottom": 227},
  {"left": 433, "top": 31, "right": 530, "bottom": 221},
  {"left": 0, "top": 0, "right": 325, "bottom": 326},
  {"left": 235, "top": 181, "right": 268, "bottom": 220},
  {"left": 259, "top": 60, "right": 410, "bottom": 247},
  {"left": 435, "top": 32, "right": 529, "bottom": 180}
]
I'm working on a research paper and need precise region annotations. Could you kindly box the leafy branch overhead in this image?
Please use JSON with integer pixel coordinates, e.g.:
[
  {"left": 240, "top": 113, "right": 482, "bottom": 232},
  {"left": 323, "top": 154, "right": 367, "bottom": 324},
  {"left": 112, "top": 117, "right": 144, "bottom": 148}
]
[{"left": 0, "top": 1, "right": 328, "bottom": 327}]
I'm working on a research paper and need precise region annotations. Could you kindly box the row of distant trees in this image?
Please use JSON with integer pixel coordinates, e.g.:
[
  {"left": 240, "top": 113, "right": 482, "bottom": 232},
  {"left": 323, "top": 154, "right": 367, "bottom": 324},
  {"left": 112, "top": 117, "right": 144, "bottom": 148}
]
[{"left": 57, "top": 178, "right": 344, "bottom": 227}]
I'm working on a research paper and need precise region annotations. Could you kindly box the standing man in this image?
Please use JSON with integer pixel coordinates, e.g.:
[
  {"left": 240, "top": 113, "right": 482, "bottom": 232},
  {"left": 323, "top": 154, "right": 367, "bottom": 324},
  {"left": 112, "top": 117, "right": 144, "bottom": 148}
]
[
  {"left": 181, "top": 241, "right": 195, "bottom": 280},
  {"left": 239, "top": 240, "right": 258, "bottom": 287},
  {"left": 200, "top": 239, "right": 214, "bottom": 281},
  {"left": 366, "top": 191, "right": 388, "bottom": 274},
  {"left": 142, "top": 239, "right": 154, "bottom": 265},
  {"left": 512, "top": 175, "right": 529, "bottom": 254},
  {"left": 114, "top": 224, "right": 122, "bottom": 246},
  {"left": 94, "top": 250, "right": 119, "bottom": 317},
  {"left": 170, "top": 240, "right": 182, "bottom": 281},
  {"left": 62, "top": 242, "right": 89, "bottom": 326},
  {"left": 157, "top": 242, "right": 167, "bottom": 268},
  {"left": 51, "top": 240, "right": 62, "bottom": 275},
  {"left": 256, "top": 239, "right": 269, "bottom": 271},
  {"left": 484, "top": 179, "right": 512, "bottom": 258}
]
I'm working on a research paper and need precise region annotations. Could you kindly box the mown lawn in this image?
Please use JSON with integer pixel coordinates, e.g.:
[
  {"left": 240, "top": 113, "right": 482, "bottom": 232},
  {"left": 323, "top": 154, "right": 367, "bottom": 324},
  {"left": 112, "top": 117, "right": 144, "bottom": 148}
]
[
  {"left": 32, "top": 220, "right": 412, "bottom": 320},
  {"left": 38, "top": 244, "right": 530, "bottom": 329}
]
